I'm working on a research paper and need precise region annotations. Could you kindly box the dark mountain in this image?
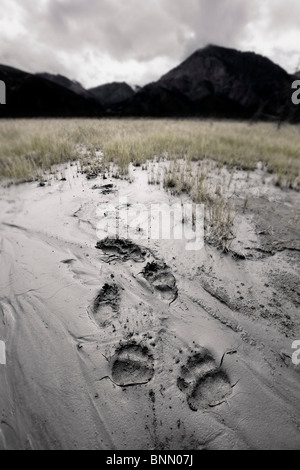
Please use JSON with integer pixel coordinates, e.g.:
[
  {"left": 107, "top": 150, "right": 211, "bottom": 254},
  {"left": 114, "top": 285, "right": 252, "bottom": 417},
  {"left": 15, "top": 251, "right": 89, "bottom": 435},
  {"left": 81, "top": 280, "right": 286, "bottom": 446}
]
[
  {"left": 88, "top": 82, "right": 135, "bottom": 108},
  {"left": 0, "top": 46, "right": 299, "bottom": 121},
  {"left": 111, "top": 82, "right": 194, "bottom": 117},
  {"left": 0, "top": 64, "right": 103, "bottom": 117},
  {"left": 36, "top": 72, "right": 91, "bottom": 100},
  {"left": 113, "top": 45, "right": 300, "bottom": 121}
]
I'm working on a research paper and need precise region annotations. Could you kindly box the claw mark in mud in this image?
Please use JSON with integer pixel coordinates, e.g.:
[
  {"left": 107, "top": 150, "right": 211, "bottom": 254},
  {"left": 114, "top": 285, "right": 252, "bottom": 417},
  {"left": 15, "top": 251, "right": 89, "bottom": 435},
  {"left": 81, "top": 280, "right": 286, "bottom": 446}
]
[
  {"left": 96, "top": 237, "right": 147, "bottom": 262},
  {"left": 60, "top": 258, "right": 76, "bottom": 265},
  {"left": 2, "top": 222, "right": 27, "bottom": 232},
  {"left": 142, "top": 261, "right": 178, "bottom": 305},
  {"left": 177, "top": 347, "right": 232, "bottom": 411},
  {"left": 91, "top": 283, "right": 120, "bottom": 327},
  {"left": 92, "top": 183, "right": 116, "bottom": 195},
  {"left": 110, "top": 341, "right": 154, "bottom": 386}
]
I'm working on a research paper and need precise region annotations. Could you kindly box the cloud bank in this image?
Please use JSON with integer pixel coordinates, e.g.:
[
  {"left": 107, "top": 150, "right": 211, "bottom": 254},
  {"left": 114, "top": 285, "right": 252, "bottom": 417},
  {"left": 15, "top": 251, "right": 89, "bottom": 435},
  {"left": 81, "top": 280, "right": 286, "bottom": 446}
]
[{"left": 0, "top": 0, "right": 299, "bottom": 87}]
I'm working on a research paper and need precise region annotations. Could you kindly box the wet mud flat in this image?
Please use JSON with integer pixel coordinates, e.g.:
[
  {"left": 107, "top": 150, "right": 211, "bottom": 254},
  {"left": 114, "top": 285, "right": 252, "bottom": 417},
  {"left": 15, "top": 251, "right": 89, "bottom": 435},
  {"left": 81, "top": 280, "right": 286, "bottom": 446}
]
[{"left": 0, "top": 162, "right": 299, "bottom": 450}]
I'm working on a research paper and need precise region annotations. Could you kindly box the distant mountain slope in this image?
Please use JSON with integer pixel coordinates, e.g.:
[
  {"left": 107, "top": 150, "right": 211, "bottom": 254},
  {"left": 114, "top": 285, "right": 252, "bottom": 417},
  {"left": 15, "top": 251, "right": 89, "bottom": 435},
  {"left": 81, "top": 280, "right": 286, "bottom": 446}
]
[
  {"left": 113, "top": 45, "right": 299, "bottom": 121},
  {"left": 111, "top": 82, "right": 199, "bottom": 117},
  {"left": 0, "top": 46, "right": 299, "bottom": 121},
  {"left": 36, "top": 72, "right": 92, "bottom": 100},
  {"left": 88, "top": 82, "right": 135, "bottom": 108},
  {"left": 0, "top": 65, "right": 103, "bottom": 117}
]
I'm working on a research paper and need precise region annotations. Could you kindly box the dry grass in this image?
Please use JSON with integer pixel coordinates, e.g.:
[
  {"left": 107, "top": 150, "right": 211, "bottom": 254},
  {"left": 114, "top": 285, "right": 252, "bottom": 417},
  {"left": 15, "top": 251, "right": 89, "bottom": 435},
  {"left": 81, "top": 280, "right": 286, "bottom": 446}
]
[
  {"left": 0, "top": 120, "right": 77, "bottom": 181},
  {"left": 0, "top": 118, "right": 299, "bottom": 187},
  {"left": 0, "top": 119, "right": 299, "bottom": 182},
  {"left": 148, "top": 159, "right": 236, "bottom": 250}
]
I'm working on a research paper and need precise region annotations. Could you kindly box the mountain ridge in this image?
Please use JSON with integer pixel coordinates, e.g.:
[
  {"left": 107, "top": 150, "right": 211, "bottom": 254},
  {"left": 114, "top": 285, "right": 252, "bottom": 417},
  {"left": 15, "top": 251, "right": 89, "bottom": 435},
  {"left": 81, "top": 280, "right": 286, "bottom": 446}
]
[{"left": 0, "top": 45, "right": 299, "bottom": 121}]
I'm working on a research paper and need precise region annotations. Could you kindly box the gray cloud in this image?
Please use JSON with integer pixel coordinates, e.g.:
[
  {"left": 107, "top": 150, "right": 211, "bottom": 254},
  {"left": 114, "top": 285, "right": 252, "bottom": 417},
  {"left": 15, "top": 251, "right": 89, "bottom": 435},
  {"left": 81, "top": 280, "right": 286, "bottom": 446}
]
[
  {"left": 0, "top": 0, "right": 298, "bottom": 88},
  {"left": 27, "top": 0, "right": 255, "bottom": 61}
]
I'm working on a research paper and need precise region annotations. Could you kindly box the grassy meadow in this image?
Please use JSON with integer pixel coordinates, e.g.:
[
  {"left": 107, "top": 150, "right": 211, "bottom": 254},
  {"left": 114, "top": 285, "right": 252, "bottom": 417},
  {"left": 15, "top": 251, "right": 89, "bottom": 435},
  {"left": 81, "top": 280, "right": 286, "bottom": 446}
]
[{"left": 0, "top": 118, "right": 299, "bottom": 186}]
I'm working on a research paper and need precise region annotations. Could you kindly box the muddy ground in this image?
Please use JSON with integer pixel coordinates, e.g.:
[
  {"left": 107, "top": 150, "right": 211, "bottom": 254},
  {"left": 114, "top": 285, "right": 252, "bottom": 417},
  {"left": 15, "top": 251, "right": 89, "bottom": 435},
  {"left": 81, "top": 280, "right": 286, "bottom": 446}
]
[{"left": 0, "top": 161, "right": 299, "bottom": 450}]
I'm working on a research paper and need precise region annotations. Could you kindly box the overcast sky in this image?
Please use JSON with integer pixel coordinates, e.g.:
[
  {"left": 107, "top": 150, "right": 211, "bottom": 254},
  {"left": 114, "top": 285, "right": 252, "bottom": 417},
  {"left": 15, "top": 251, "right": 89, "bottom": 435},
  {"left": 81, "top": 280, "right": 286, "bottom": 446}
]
[{"left": 0, "top": 0, "right": 299, "bottom": 88}]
